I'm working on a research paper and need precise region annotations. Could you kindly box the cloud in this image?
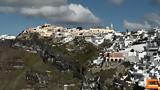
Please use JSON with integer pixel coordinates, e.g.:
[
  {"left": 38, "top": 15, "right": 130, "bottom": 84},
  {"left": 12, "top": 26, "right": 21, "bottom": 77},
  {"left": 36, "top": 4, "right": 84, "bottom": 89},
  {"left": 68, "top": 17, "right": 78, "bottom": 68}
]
[
  {"left": 124, "top": 13, "right": 160, "bottom": 31},
  {"left": 0, "top": 0, "right": 100, "bottom": 24},
  {"left": 123, "top": 20, "right": 152, "bottom": 31},
  {"left": 0, "top": 6, "right": 17, "bottom": 13},
  {"left": 144, "top": 13, "right": 160, "bottom": 26},
  {"left": 110, "top": 0, "right": 124, "bottom": 5},
  {"left": 0, "top": 0, "right": 67, "bottom": 7},
  {"left": 20, "top": 4, "right": 100, "bottom": 24}
]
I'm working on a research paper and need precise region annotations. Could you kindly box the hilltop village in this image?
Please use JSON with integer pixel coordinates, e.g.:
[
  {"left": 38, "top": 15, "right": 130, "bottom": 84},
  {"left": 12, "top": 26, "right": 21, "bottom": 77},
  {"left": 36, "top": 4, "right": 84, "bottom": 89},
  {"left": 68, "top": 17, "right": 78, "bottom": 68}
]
[
  {"left": 20, "top": 24, "right": 119, "bottom": 45},
  {"left": 0, "top": 24, "right": 160, "bottom": 90}
]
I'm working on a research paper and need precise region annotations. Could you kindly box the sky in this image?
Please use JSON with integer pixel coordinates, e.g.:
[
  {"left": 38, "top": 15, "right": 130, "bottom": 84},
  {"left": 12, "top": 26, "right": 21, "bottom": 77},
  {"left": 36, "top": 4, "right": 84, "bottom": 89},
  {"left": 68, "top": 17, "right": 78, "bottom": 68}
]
[{"left": 0, "top": 0, "right": 160, "bottom": 35}]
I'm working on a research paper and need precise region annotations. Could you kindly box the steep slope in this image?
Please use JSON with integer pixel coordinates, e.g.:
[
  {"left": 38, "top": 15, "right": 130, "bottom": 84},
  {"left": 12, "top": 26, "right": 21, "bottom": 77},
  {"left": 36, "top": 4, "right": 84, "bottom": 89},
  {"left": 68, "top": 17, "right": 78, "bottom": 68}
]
[{"left": 0, "top": 46, "right": 81, "bottom": 90}]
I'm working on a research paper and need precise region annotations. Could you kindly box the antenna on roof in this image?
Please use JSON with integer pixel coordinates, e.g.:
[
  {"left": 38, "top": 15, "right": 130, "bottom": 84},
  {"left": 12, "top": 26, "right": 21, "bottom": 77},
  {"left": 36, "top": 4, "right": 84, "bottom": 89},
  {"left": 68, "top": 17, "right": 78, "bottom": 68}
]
[{"left": 111, "top": 23, "right": 113, "bottom": 29}]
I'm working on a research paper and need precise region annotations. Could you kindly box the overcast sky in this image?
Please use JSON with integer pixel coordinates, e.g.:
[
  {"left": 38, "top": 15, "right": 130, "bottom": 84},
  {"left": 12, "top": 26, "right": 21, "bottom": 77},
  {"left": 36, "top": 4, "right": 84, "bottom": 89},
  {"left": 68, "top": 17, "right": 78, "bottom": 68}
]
[{"left": 0, "top": 0, "right": 160, "bottom": 35}]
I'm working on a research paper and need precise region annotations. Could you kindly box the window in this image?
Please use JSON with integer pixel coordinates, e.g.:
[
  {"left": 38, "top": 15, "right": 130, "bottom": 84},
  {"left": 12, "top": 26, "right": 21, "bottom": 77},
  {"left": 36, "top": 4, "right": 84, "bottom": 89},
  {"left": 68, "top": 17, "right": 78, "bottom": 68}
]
[
  {"left": 149, "top": 81, "right": 157, "bottom": 85},
  {"left": 119, "top": 59, "right": 122, "bottom": 62},
  {"left": 107, "top": 53, "right": 110, "bottom": 57},
  {"left": 153, "top": 53, "right": 157, "bottom": 56},
  {"left": 58, "top": 29, "right": 61, "bottom": 32},
  {"left": 79, "top": 33, "right": 83, "bottom": 35}
]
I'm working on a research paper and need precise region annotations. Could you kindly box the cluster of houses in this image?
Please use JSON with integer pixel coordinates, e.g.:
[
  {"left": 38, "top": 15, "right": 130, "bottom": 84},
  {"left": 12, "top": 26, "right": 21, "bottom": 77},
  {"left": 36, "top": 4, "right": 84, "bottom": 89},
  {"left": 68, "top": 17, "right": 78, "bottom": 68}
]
[
  {"left": 97, "top": 27, "right": 160, "bottom": 89},
  {"left": 24, "top": 24, "right": 160, "bottom": 71},
  {"left": 22, "top": 24, "right": 123, "bottom": 45},
  {"left": 92, "top": 28, "right": 150, "bottom": 65},
  {"left": 2, "top": 23, "right": 160, "bottom": 89},
  {"left": 126, "top": 28, "right": 160, "bottom": 89},
  {"left": 24, "top": 24, "right": 116, "bottom": 38},
  {"left": 89, "top": 26, "right": 160, "bottom": 89}
]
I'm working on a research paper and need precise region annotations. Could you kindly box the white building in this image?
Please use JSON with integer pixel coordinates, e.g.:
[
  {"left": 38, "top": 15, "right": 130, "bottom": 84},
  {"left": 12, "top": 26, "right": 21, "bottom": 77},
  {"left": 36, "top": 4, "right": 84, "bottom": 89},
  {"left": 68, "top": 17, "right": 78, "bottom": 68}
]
[{"left": 0, "top": 34, "right": 16, "bottom": 40}]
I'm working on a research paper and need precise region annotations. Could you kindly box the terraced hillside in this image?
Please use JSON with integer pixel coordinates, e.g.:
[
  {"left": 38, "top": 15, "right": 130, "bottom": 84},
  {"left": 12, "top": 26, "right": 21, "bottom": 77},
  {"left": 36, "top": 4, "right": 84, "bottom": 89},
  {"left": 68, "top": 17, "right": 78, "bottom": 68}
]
[{"left": 0, "top": 47, "right": 81, "bottom": 90}]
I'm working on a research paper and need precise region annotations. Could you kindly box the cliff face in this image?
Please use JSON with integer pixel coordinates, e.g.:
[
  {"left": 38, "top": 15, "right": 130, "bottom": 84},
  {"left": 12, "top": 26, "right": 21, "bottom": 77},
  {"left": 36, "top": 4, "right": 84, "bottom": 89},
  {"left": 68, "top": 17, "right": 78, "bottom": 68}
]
[
  {"left": 0, "top": 45, "right": 83, "bottom": 90},
  {"left": 0, "top": 32, "right": 133, "bottom": 90},
  {"left": 10, "top": 33, "right": 100, "bottom": 89}
]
